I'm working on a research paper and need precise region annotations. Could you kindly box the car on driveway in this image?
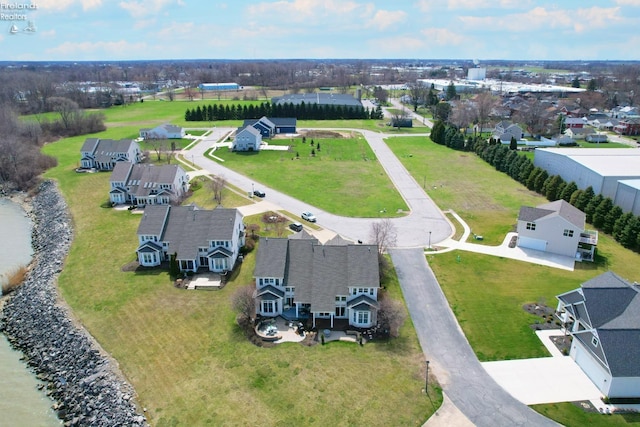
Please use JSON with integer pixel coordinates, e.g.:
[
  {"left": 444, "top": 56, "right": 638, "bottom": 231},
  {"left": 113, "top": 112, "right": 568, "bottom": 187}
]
[
  {"left": 301, "top": 211, "right": 316, "bottom": 222},
  {"left": 253, "top": 189, "right": 265, "bottom": 198},
  {"left": 289, "top": 222, "right": 303, "bottom": 232}
]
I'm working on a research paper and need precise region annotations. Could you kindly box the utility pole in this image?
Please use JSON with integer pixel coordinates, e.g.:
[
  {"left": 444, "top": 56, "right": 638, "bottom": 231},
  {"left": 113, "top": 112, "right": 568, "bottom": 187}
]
[{"left": 425, "top": 360, "right": 430, "bottom": 393}]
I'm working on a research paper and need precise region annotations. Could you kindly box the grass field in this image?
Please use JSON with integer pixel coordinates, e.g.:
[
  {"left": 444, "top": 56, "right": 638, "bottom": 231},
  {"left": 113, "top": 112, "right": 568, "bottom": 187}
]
[
  {"left": 41, "top": 129, "right": 439, "bottom": 426},
  {"left": 386, "top": 135, "right": 543, "bottom": 244},
  {"left": 210, "top": 135, "right": 409, "bottom": 218}
]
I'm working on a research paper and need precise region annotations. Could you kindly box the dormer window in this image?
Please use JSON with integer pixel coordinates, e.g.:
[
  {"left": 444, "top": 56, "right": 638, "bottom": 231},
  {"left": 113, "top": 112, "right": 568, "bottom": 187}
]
[{"left": 526, "top": 222, "right": 536, "bottom": 231}]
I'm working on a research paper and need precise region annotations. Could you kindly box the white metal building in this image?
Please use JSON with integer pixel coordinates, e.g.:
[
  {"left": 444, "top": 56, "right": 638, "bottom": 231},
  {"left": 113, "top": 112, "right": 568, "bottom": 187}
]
[{"left": 533, "top": 148, "right": 640, "bottom": 201}]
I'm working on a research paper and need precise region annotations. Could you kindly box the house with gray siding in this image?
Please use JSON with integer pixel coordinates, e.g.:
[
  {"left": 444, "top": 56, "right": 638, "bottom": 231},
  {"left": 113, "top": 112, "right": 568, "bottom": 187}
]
[
  {"left": 80, "top": 138, "right": 142, "bottom": 170},
  {"left": 517, "top": 200, "right": 597, "bottom": 261},
  {"left": 136, "top": 205, "right": 245, "bottom": 273},
  {"left": 109, "top": 162, "right": 189, "bottom": 206},
  {"left": 556, "top": 272, "right": 640, "bottom": 398},
  {"left": 232, "top": 126, "right": 262, "bottom": 151},
  {"left": 254, "top": 236, "right": 380, "bottom": 329},
  {"left": 139, "top": 124, "right": 185, "bottom": 139}
]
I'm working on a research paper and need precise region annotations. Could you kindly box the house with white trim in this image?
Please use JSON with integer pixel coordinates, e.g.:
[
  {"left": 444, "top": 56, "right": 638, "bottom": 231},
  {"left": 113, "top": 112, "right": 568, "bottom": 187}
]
[
  {"left": 109, "top": 162, "right": 189, "bottom": 206},
  {"left": 556, "top": 271, "right": 640, "bottom": 398},
  {"left": 254, "top": 236, "right": 380, "bottom": 329},
  {"left": 136, "top": 205, "right": 245, "bottom": 273},
  {"left": 139, "top": 124, "right": 185, "bottom": 140},
  {"left": 80, "top": 138, "right": 142, "bottom": 171},
  {"left": 232, "top": 126, "right": 262, "bottom": 151},
  {"left": 517, "top": 200, "right": 598, "bottom": 261}
]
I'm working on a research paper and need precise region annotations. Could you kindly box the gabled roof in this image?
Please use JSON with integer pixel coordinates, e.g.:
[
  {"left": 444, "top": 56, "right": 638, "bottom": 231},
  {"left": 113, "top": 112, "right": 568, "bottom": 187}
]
[
  {"left": 557, "top": 271, "right": 640, "bottom": 377},
  {"left": 518, "top": 200, "right": 585, "bottom": 229},
  {"left": 236, "top": 126, "right": 261, "bottom": 137},
  {"left": 253, "top": 237, "right": 379, "bottom": 311},
  {"left": 137, "top": 205, "right": 241, "bottom": 261}
]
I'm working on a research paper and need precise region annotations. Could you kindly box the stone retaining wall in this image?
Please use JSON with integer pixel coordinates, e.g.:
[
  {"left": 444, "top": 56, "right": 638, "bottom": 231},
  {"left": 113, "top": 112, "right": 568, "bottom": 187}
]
[{"left": 0, "top": 181, "right": 147, "bottom": 426}]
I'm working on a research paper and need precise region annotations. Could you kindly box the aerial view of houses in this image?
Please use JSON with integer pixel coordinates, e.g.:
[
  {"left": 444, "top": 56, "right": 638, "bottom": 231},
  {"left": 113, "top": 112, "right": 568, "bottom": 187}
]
[{"left": 4, "top": 9, "right": 640, "bottom": 424}]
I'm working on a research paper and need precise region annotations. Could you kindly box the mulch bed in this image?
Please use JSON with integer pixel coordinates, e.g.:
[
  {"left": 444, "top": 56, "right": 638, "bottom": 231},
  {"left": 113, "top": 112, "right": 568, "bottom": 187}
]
[{"left": 523, "top": 303, "right": 572, "bottom": 354}]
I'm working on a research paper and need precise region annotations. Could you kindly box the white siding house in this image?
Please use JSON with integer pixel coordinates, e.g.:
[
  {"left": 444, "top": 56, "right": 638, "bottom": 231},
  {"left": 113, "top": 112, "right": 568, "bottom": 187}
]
[
  {"left": 556, "top": 272, "right": 640, "bottom": 399},
  {"left": 232, "top": 126, "right": 262, "bottom": 151},
  {"left": 517, "top": 200, "right": 597, "bottom": 261},
  {"left": 109, "top": 162, "right": 189, "bottom": 206},
  {"left": 136, "top": 205, "right": 245, "bottom": 273},
  {"left": 254, "top": 236, "right": 380, "bottom": 329},
  {"left": 80, "top": 138, "right": 142, "bottom": 171},
  {"left": 139, "top": 124, "right": 185, "bottom": 140}
]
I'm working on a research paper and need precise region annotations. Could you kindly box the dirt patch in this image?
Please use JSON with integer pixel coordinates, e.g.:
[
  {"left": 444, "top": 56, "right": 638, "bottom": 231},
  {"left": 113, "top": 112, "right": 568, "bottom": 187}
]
[
  {"left": 299, "top": 130, "right": 346, "bottom": 139},
  {"left": 121, "top": 260, "right": 140, "bottom": 272},
  {"left": 523, "top": 302, "right": 561, "bottom": 331}
]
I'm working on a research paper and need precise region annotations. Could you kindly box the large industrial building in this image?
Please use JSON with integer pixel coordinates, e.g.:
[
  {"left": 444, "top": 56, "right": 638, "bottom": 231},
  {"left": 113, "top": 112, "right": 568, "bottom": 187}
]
[
  {"left": 271, "top": 93, "right": 362, "bottom": 107},
  {"left": 533, "top": 148, "right": 640, "bottom": 215}
]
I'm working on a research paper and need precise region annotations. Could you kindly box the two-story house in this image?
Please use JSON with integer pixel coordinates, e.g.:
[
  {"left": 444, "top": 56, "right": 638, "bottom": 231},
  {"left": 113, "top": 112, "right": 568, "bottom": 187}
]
[
  {"left": 232, "top": 126, "right": 262, "bottom": 152},
  {"left": 136, "top": 205, "right": 245, "bottom": 273},
  {"left": 139, "top": 124, "right": 185, "bottom": 140},
  {"left": 517, "top": 200, "right": 598, "bottom": 261},
  {"left": 80, "top": 138, "right": 142, "bottom": 171},
  {"left": 254, "top": 236, "right": 380, "bottom": 329},
  {"left": 556, "top": 271, "right": 640, "bottom": 399},
  {"left": 109, "top": 162, "right": 189, "bottom": 206}
]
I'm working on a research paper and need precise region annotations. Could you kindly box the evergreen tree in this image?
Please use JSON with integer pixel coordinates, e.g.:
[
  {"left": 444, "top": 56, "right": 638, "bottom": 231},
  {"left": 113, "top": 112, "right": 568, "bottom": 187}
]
[
  {"left": 575, "top": 186, "right": 595, "bottom": 211},
  {"left": 509, "top": 136, "right": 517, "bottom": 150},
  {"left": 569, "top": 189, "right": 583, "bottom": 207},
  {"left": 559, "top": 182, "right": 578, "bottom": 202},
  {"left": 526, "top": 167, "right": 543, "bottom": 190},
  {"left": 603, "top": 205, "right": 623, "bottom": 235},
  {"left": 587, "top": 79, "right": 597, "bottom": 91},
  {"left": 584, "top": 194, "right": 603, "bottom": 224},
  {"left": 620, "top": 216, "right": 640, "bottom": 249},
  {"left": 571, "top": 76, "right": 581, "bottom": 88},
  {"left": 430, "top": 120, "right": 446, "bottom": 144},
  {"left": 518, "top": 160, "right": 534, "bottom": 184},
  {"left": 614, "top": 212, "right": 634, "bottom": 241},
  {"left": 446, "top": 82, "right": 457, "bottom": 100},
  {"left": 592, "top": 198, "right": 613, "bottom": 229},
  {"left": 533, "top": 170, "right": 549, "bottom": 193}
]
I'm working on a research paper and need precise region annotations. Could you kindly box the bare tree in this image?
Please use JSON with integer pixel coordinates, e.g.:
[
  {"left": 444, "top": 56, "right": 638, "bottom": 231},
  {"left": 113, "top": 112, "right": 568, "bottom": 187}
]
[
  {"left": 516, "top": 98, "right": 550, "bottom": 137},
  {"left": 232, "top": 285, "right": 256, "bottom": 324},
  {"left": 377, "top": 295, "right": 407, "bottom": 338},
  {"left": 369, "top": 219, "right": 397, "bottom": 254},
  {"left": 208, "top": 175, "right": 227, "bottom": 205},
  {"left": 47, "top": 97, "right": 80, "bottom": 130},
  {"left": 449, "top": 100, "right": 475, "bottom": 131},
  {"left": 475, "top": 92, "right": 497, "bottom": 135},
  {"left": 147, "top": 135, "right": 167, "bottom": 161},
  {"left": 407, "top": 83, "right": 427, "bottom": 112}
]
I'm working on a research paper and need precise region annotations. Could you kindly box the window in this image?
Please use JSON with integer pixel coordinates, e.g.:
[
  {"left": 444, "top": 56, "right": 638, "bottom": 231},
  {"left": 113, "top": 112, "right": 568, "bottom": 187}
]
[
  {"left": 353, "top": 311, "right": 369, "bottom": 325},
  {"left": 335, "top": 306, "right": 346, "bottom": 317},
  {"left": 526, "top": 222, "right": 536, "bottom": 231},
  {"left": 592, "top": 336, "right": 599, "bottom": 347},
  {"left": 263, "top": 301, "right": 275, "bottom": 314},
  {"left": 563, "top": 229, "right": 574, "bottom": 237}
]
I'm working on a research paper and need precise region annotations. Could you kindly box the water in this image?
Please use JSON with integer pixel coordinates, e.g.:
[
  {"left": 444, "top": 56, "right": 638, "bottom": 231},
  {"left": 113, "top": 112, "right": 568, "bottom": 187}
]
[{"left": 0, "top": 199, "right": 61, "bottom": 427}]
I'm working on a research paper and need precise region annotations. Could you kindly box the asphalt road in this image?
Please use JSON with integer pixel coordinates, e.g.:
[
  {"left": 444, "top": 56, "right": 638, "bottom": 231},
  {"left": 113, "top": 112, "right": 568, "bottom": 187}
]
[{"left": 390, "top": 248, "right": 559, "bottom": 427}]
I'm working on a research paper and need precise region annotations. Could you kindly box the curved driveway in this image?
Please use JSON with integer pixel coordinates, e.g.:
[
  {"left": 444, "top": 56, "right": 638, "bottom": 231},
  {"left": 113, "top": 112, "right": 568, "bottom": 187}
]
[
  {"left": 187, "top": 127, "right": 452, "bottom": 247},
  {"left": 187, "top": 125, "right": 558, "bottom": 426}
]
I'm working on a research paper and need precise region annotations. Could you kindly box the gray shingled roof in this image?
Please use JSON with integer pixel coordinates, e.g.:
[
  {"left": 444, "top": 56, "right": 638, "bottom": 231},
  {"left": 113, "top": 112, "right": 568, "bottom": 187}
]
[
  {"left": 271, "top": 93, "right": 362, "bottom": 107},
  {"left": 253, "top": 237, "right": 379, "bottom": 312},
  {"left": 558, "top": 271, "right": 640, "bottom": 377},
  {"left": 137, "top": 205, "right": 240, "bottom": 261},
  {"left": 518, "top": 200, "right": 585, "bottom": 229}
]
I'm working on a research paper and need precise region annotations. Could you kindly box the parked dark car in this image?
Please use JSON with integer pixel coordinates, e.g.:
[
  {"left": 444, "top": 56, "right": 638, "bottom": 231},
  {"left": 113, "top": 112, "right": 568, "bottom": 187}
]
[
  {"left": 253, "top": 189, "right": 266, "bottom": 197},
  {"left": 289, "top": 222, "right": 303, "bottom": 232}
]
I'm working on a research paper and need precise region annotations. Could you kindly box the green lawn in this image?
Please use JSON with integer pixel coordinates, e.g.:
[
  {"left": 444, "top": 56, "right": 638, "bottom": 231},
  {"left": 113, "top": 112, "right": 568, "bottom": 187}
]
[
  {"left": 532, "top": 402, "right": 640, "bottom": 426},
  {"left": 386, "top": 136, "right": 544, "bottom": 245},
  {"left": 40, "top": 133, "right": 439, "bottom": 426},
  {"left": 210, "top": 135, "right": 409, "bottom": 218}
]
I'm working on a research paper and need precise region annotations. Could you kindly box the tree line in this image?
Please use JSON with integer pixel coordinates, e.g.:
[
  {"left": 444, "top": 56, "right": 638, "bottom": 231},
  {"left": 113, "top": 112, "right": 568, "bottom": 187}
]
[
  {"left": 430, "top": 120, "right": 640, "bottom": 252},
  {"left": 185, "top": 101, "right": 384, "bottom": 122}
]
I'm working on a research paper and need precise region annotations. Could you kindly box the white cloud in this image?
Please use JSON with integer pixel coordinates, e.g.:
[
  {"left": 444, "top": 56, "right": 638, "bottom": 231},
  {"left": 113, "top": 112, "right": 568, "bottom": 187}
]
[
  {"left": 615, "top": 0, "right": 640, "bottom": 5},
  {"left": 248, "top": 0, "right": 361, "bottom": 21},
  {"left": 447, "top": 0, "right": 526, "bottom": 9},
  {"left": 420, "top": 28, "right": 466, "bottom": 45},
  {"left": 367, "top": 10, "right": 407, "bottom": 30},
  {"left": 414, "top": 0, "right": 430, "bottom": 13},
  {"left": 459, "top": 6, "right": 622, "bottom": 32},
  {"left": 119, "top": 0, "right": 180, "bottom": 19},
  {"left": 46, "top": 40, "right": 146, "bottom": 57}
]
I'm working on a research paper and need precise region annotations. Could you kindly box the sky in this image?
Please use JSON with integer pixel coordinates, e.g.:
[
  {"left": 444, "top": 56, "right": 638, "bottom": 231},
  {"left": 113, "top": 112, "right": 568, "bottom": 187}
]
[{"left": 2, "top": 0, "right": 640, "bottom": 62}]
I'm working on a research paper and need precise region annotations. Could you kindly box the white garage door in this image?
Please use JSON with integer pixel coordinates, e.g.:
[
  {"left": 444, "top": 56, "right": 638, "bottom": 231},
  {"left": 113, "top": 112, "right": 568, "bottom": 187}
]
[{"left": 518, "top": 236, "right": 547, "bottom": 251}]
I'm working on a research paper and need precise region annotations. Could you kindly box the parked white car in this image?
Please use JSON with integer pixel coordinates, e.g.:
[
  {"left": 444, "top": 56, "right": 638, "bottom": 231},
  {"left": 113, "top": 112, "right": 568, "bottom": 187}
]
[{"left": 301, "top": 211, "right": 316, "bottom": 222}]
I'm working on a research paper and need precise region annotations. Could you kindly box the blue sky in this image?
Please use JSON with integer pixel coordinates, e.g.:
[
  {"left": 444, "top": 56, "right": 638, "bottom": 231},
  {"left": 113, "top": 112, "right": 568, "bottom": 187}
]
[{"left": 2, "top": 0, "right": 640, "bottom": 61}]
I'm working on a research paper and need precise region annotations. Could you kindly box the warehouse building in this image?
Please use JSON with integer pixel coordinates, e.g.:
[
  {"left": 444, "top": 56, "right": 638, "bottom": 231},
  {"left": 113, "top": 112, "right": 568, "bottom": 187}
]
[{"left": 534, "top": 148, "right": 640, "bottom": 215}]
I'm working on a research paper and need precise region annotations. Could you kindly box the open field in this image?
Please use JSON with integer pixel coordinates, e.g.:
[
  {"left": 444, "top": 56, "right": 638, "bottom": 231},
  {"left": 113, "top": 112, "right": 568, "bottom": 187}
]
[
  {"left": 386, "top": 135, "right": 544, "bottom": 244},
  {"left": 210, "top": 134, "right": 409, "bottom": 218},
  {"left": 40, "top": 132, "right": 439, "bottom": 426}
]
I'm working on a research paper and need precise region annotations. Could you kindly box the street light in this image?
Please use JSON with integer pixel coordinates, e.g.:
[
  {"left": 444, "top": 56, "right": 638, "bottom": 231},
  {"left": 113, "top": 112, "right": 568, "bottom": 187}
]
[
  {"left": 425, "top": 360, "right": 430, "bottom": 393},
  {"left": 428, "top": 231, "right": 432, "bottom": 250}
]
